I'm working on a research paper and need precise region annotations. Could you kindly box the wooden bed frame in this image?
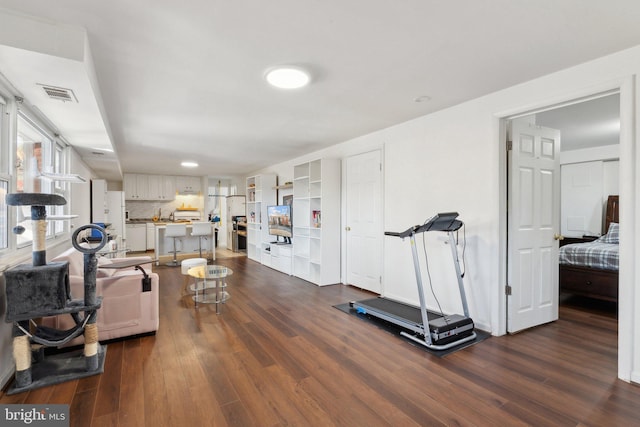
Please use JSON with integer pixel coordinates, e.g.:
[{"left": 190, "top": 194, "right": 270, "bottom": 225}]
[{"left": 559, "top": 195, "right": 619, "bottom": 302}]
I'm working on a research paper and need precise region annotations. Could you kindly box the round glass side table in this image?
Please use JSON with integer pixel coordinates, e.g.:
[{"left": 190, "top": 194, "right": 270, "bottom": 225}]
[{"left": 187, "top": 265, "right": 233, "bottom": 313}]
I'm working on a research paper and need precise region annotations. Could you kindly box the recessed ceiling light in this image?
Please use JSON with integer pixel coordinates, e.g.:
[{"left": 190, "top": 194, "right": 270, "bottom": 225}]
[
  {"left": 265, "top": 66, "right": 311, "bottom": 89},
  {"left": 181, "top": 161, "right": 198, "bottom": 168}
]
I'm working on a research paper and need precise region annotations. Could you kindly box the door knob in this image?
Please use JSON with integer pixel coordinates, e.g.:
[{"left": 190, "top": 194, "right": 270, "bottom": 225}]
[
  {"left": 345, "top": 226, "right": 351, "bottom": 231},
  {"left": 554, "top": 233, "right": 564, "bottom": 241}
]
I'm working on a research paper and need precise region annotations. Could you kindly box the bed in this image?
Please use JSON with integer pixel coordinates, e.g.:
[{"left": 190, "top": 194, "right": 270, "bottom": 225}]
[{"left": 559, "top": 195, "right": 619, "bottom": 302}]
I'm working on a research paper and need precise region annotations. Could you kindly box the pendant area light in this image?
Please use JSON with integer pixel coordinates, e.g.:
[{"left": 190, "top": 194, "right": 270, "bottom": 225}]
[{"left": 265, "top": 66, "right": 310, "bottom": 89}]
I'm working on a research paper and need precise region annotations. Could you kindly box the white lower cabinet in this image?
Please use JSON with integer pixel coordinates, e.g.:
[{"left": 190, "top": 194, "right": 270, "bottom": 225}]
[
  {"left": 126, "top": 224, "right": 147, "bottom": 252},
  {"left": 267, "top": 243, "right": 292, "bottom": 275}
]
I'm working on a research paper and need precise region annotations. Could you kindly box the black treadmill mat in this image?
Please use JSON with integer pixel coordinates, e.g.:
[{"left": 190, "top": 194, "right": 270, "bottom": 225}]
[{"left": 333, "top": 301, "right": 490, "bottom": 357}]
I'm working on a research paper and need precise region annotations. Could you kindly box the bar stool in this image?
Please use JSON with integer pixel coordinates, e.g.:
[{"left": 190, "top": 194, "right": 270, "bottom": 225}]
[
  {"left": 180, "top": 257, "right": 207, "bottom": 304},
  {"left": 191, "top": 222, "right": 214, "bottom": 262},
  {"left": 165, "top": 223, "right": 186, "bottom": 266}
]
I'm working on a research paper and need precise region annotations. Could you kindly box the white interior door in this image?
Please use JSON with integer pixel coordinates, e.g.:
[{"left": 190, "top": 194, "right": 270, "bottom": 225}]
[
  {"left": 508, "top": 118, "right": 561, "bottom": 333},
  {"left": 346, "top": 150, "right": 382, "bottom": 293}
]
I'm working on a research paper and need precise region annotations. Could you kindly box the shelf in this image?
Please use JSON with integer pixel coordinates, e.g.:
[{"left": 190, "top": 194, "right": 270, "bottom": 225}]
[
  {"left": 39, "top": 172, "right": 87, "bottom": 183},
  {"left": 47, "top": 214, "right": 79, "bottom": 220},
  {"left": 246, "top": 174, "right": 277, "bottom": 263},
  {"left": 274, "top": 183, "right": 293, "bottom": 189},
  {"left": 292, "top": 158, "right": 340, "bottom": 286}
]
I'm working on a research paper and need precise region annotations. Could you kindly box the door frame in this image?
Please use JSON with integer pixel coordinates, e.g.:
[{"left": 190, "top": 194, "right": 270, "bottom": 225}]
[{"left": 496, "top": 76, "right": 635, "bottom": 381}]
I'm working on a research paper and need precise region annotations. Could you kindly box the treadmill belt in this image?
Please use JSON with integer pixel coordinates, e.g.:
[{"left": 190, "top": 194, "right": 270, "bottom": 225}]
[{"left": 355, "top": 297, "right": 441, "bottom": 324}]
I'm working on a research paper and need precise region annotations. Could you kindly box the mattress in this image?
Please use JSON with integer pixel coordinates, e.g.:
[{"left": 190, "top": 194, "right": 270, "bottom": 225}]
[{"left": 559, "top": 239, "right": 619, "bottom": 271}]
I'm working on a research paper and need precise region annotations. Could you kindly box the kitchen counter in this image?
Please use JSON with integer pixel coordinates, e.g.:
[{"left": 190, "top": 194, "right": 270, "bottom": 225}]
[
  {"left": 154, "top": 222, "right": 216, "bottom": 264},
  {"left": 151, "top": 221, "right": 193, "bottom": 225},
  {"left": 126, "top": 218, "right": 167, "bottom": 224},
  {"left": 126, "top": 219, "right": 194, "bottom": 225}
]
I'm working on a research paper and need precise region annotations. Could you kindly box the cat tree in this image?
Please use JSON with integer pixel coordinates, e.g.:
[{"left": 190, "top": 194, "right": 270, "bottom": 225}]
[{"left": 4, "top": 193, "right": 107, "bottom": 395}]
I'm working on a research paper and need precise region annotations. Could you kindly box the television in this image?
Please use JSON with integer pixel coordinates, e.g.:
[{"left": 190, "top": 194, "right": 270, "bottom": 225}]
[{"left": 267, "top": 205, "right": 292, "bottom": 242}]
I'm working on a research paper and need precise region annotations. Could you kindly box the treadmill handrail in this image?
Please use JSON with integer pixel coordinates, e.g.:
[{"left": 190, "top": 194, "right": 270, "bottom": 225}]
[
  {"left": 384, "top": 226, "right": 419, "bottom": 239},
  {"left": 385, "top": 212, "right": 463, "bottom": 238}
]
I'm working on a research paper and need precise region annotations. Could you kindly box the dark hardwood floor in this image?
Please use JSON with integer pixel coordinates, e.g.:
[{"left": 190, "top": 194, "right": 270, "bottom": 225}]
[{"left": 2, "top": 251, "right": 638, "bottom": 426}]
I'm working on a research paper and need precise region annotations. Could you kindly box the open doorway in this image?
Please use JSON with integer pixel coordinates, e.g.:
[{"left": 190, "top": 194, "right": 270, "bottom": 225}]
[
  {"left": 536, "top": 94, "right": 619, "bottom": 319},
  {"left": 506, "top": 92, "right": 620, "bottom": 332}
]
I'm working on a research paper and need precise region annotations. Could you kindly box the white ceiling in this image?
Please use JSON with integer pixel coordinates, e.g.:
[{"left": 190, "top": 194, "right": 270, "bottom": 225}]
[
  {"left": 0, "top": 1, "right": 639, "bottom": 181},
  {"left": 535, "top": 93, "right": 620, "bottom": 151}
]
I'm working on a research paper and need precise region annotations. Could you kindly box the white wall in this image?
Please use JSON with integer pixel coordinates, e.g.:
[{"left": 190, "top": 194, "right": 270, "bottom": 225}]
[
  {"left": 603, "top": 160, "right": 620, "bottom": 201},
  {"left": 561, "top": 160, "right": 619, "bottom": 237},
  {"left": 559, "top": 146, "right": 620, "bottom": 236},
  {"left": 254, "top": 44, "right": 640, "bottom": 383}
]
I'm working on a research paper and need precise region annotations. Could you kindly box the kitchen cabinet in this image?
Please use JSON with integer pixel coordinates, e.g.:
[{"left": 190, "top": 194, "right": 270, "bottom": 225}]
[
  {"left": 126, "top": 173, "right": 201, "bottom": 200},
  {"left": 148, "top": 175, "right": 176, "bottom": 201},
  {"left": 124, "top": 174, "right": 149, "bottom": 200},
  {"left": 126, "top": 223, "right": 147, "bottom": 252},
  {"left": 176, "top": 176, "right": 201, "bottom": 195}
]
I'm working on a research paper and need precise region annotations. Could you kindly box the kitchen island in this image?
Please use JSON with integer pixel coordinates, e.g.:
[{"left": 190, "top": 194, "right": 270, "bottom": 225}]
[{"left": 154, "top": 222, "right": 216, "bottom": 265}]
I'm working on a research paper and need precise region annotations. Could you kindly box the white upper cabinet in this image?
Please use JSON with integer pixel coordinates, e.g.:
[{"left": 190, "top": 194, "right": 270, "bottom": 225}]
[
  {"left": 148, "top": 175, "right": 176, "bottom": 200},
  {"left": 124, "top": 173, "right": 149, "bottom": 200},
  {"left": 176, "top": 176, "right": 201, "bottom": 195}
]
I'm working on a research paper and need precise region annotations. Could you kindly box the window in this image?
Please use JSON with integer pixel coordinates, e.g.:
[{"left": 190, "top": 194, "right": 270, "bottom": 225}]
[
  {"left": 0, "top": 180, "right": 7, "bottom": 250},
  {"left": 51, "top": 142, "right": 68, "bottom": 236},
  {"left": 0, "top": 88, "right": 72, "bottom": 256},
  {"left": 0, "top": 95, "right": 7, "bottom": 250},
  {"left": 15, "top": 112, "right": 56, "bottom": 247}
]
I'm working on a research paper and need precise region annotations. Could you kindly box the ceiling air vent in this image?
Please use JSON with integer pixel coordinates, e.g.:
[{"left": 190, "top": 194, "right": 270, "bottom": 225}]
[{"left": 38, "top": 84, "right": 78, "bottom": 103}]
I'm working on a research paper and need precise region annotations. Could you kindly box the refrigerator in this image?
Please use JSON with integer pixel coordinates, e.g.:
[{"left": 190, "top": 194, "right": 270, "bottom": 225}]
[
  {"left": 90, "top": 180, "right": 126, "bottom": 247},
  {"left": 90, "top": 179, "right": 108, "bottom": 223},
  {"left": 106, "top": 191, "right": 126, "bottom": 246}
]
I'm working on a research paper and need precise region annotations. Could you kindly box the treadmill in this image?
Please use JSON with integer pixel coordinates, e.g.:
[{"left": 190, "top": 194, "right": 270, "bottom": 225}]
[{"left": 351, "top": 212, "right": 476, "bottom": 350}]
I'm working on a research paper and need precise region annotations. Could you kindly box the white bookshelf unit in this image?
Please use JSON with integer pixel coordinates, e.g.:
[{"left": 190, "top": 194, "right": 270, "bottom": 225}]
[
  {"left": 292, "top": 158, "right": 341, "bottom": 285},
  {"left": 246, "top": 174, "right": 276, "bottom": 262}
]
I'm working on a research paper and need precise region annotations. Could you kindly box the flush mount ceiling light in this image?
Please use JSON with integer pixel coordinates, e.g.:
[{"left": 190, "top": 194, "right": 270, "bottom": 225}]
[
  {"left": 265, "top": 66, "right": 311, "bottom": 89},
  {"left": 181, "top": 161, "right": 198, "bottom": 168}
]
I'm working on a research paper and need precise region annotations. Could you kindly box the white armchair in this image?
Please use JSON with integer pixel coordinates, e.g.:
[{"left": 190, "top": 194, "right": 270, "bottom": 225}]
[{"left": 40, "top": 247, "right": 160, "bottom": 346}]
